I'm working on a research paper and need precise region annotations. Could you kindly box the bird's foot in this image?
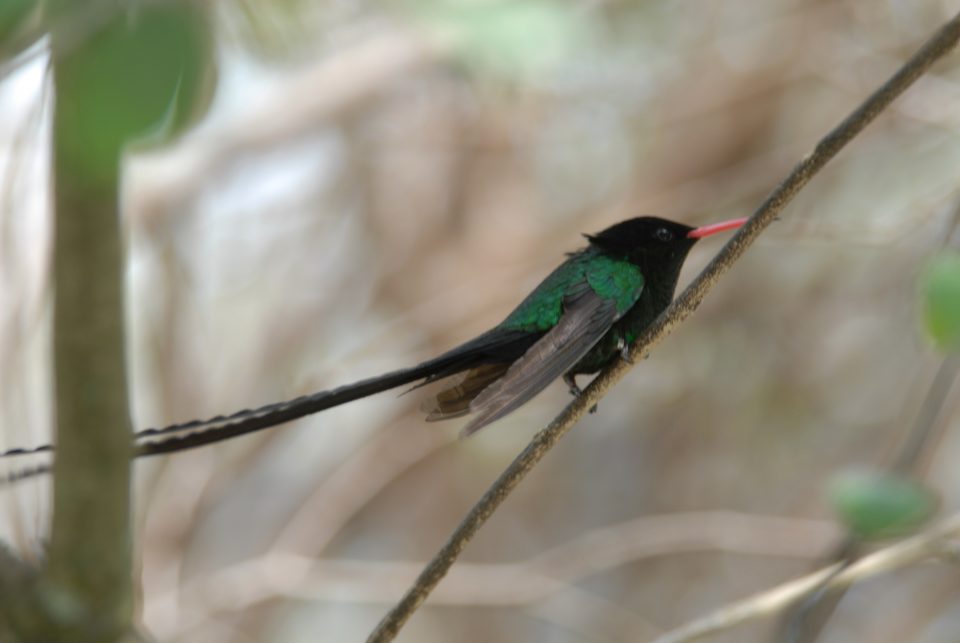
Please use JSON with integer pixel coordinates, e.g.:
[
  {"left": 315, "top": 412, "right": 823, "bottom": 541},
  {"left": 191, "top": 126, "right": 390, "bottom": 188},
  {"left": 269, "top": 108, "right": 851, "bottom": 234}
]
[
  {"left": 563, "top": 374, "right": 583, "bottom": 398},
  {"left": 618, "top": 338, "right": 634, "bottom": 364},
  {"left": 564, "top": 374, "right": 598, "bottom": 413}
]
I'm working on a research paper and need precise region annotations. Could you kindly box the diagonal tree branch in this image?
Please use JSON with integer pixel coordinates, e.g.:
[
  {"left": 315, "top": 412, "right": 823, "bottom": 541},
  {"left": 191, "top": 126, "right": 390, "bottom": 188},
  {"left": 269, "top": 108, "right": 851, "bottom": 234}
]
[{"left": 366, "top": 10, "right": 960, "bottom": 643}]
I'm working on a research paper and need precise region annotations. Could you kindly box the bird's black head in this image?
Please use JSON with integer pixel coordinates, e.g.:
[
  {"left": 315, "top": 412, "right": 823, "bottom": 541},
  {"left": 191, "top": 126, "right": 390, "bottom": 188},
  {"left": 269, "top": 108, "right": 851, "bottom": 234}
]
[
  {"left": 584, "top": 216, "right": 699, "bottom": 270},
  {"left": 584, "top": 215, "right": 747, "bottom": 297}
]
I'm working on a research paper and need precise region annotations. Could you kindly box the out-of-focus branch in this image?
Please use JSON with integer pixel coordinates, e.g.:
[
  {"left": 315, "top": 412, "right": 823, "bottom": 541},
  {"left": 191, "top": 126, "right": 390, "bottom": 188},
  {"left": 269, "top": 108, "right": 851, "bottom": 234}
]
[
  {"left": 890, "top": 352, "right": 960, "bottom": 468},
  {"left": 156, "top": 512, "right": 835, "bottom": 638},
  {"left": 30, "top": 20, "right": 135, "bottom": 643},
  {"left": 0, "top": 543, "right": 42, "bottom": 639},
  {"left": 652, "top": 512, "right": 960, "bottom": 643},
  {"left": 366, "top": 9, "right": 960, "bottom": 643},
  {"left": 2, "top": 1, "right": 211, "bottom": 636}
]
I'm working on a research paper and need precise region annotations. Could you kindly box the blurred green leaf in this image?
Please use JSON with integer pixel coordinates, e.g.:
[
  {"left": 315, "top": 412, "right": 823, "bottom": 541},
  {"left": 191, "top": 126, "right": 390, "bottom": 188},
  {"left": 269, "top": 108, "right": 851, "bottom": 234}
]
[
  {"left": 414, "top": 0, "right": 588, "bottom": 83},
  {"left": 0, "top": 0, "right": 40, "bottom": 61},
  {"left": 921, "top": 252, "right": 960, "bottom": 352},
  {"left": 829, "top": 470, "right": 937, "bottom": 541},
  {"left": 55, "top": 2, "right": 215, "bottom": 191}
]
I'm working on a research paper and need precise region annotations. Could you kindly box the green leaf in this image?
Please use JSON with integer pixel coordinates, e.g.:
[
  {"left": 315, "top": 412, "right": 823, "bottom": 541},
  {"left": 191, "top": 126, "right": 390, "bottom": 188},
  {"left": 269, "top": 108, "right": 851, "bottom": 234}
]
[
  {"left": 829, "top": 470, "right": 937, "bottom": 541},
  {"left": 920, "top": 252, "right": 960, "bottom": 352},
  {"left": 0, "top": 0, "right": 35, "bottom": 41},
  {"left": 54, "top": 2, "right": 215, "bottom": 191},
  {"left": 0, "top": 0, "right": 40, "bottom": 62}
]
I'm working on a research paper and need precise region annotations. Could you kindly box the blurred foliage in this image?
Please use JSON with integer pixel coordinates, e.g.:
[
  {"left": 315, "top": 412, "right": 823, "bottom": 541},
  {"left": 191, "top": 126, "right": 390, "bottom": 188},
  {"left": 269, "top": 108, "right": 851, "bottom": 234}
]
[
  {"left": 920, "top": 251, "right": 960, "bottom": 351},
  {"left": 54, "top": 2, "right": 215, "bottom": 192},
  {"left": 829, "top": 469, "right": 938, "bottom": 541},
  {"left": 0, "top": 0, "right": 35, "bottom": 46},
  {"left": 411, "top": 0, "right": 590, "bottom": 83},
  {"left": 0, "top": 0, "right": 40, "bottom": 62}
]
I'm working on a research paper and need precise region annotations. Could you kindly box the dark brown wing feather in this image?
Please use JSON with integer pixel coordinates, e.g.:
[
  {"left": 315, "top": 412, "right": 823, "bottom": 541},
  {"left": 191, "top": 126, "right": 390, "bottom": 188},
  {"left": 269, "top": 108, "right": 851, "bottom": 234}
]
[
  {"left": 461, "top": 284, "right": 618, "bottom": 436},
  {"left": 421, "top": 363, "right": 510, "bottom": 421}
]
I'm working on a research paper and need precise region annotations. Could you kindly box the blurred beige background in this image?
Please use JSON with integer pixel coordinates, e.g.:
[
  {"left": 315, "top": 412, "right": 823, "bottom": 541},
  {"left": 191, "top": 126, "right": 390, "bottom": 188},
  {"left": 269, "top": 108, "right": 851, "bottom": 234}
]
[{"left": 2, "top": 1, "right": 960, "bottom": 641}]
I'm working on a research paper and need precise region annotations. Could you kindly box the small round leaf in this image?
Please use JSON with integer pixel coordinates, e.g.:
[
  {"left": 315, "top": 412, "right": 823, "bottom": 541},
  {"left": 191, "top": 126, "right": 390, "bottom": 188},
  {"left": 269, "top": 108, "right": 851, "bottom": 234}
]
[
  {"left": 920, "top": 252, "right": 960, "bottom": 352},
  {"left": 829, "top": 469, "right": 937, "bottom": 541},
  {"left": 54, "top": 3, "right": 215, "bottom": 191}
]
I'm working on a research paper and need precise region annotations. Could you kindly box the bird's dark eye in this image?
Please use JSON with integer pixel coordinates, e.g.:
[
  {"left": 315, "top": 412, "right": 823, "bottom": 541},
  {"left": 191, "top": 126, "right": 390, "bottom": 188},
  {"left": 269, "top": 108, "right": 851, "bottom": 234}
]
[{"left": 654, "top": 227, "right": 673, "bottom": 242}]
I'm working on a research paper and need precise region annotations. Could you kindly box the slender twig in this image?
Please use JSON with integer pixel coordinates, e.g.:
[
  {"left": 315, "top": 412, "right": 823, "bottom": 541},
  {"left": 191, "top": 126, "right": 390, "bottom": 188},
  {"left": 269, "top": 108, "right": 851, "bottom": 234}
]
[
  {"left": 901, "top": 365, "right": 960, "bottom": 478},
  {"left": 366, "top": 11, "right": 960, "bottom": 642},
  {"left": 652, "top": 512, "right": 960, "bottom": 643}
]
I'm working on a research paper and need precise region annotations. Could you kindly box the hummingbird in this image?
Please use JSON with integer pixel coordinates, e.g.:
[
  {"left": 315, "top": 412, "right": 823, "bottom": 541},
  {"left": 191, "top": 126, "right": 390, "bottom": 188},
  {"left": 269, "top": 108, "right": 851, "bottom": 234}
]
[{"left": 2, "top": 215, "right": 746, "bottom": 465}]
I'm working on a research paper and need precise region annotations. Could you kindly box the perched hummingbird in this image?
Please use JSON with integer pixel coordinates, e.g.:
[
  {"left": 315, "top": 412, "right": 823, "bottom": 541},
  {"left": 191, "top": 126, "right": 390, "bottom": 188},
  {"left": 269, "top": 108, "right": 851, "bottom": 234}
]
[{"left": 2, "top": 215, "right": 746, "bottom": 465}]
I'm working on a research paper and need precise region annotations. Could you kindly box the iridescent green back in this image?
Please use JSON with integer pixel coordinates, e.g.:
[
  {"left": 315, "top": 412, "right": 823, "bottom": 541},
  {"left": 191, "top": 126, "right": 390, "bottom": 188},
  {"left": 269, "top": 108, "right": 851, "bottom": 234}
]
[{"left": 500, "top": 249, "right": 644, "bottom": 332}]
